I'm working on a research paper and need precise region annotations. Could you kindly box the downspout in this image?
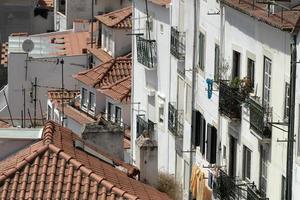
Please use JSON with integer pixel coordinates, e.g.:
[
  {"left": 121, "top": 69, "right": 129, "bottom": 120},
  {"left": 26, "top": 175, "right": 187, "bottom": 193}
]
[
  {"left": 130, "top": 0, "right": 136, "bottom": 165},
  {"left": 286, "top": 29, "right": 298, "bottom": 200},
  {"left": 188, "top": 0, "right": 199, "bottom": 199}
]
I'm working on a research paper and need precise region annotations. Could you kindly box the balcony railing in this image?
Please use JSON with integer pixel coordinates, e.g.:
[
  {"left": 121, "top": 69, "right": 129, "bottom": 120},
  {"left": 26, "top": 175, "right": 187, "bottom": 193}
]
[
  {"left": 136, "top": 115, "right": 155, "bottom": 138},
  {"left": 247, "top": 185, "right": 269, "bottom": 200},
  {"left": 249, "top": 98, "right": 272, "bottom": 139},
  {"left": 219, "top": 80, "right": 250, "bottom": 119},
  {"left": 168, "top": 103, "right": 184, "bottom": 137},
  {"left": 136, "top": 36, "right": 157, "bottom": 69},
  {"left": 171, "top": 27, "right": 186, "bottom": 60}
]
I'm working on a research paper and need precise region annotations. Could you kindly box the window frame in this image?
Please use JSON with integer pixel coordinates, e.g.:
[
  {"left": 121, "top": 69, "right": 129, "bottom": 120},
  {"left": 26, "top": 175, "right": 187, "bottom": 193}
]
[
  {"left": 198, "top": 31, "right": 205, "bottom": 71},
  {"left": 232, "top": 50, "right": 241, "bottom": 80},
  {"left": 247, "top": 58, "right": 255, "bottom": 90},
  {"left": 88, "top": 92, "right": 96, "bottom": 112},
  {"left": 107, "top": 102, "right": 113, "bottom": 121},
  {"left": 81, "top": 88, "right": 88, "bottom": 108},
  {"left": 115, "top": 106, "right": 122, "bottom": 124},
  {"left": 214, "top": 43, "right": 220, "bottom": 82},
  {"left": 243, "top": 145, "right": 252, "bottom": 181}
]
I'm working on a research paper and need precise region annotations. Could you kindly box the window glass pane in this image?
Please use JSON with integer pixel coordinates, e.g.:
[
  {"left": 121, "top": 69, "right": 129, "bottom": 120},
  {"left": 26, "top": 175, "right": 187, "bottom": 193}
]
[
  {"left": 214, "top": 44, "right": 220, "bottom": 82},
  {"left": 89, "top": 92, "right": 95, "bottom": 112},
  {"left": 198, "top": 32, "right": 205, "bottom": 70},
  {"left": 115, "top": 106, "right": 122, "bottom": 123},
  {"left": 81, "top": 88, "right": 88, "bottom": 108},
  {"left": 107, "top": 102, "right": 113, "bottom": 121}
]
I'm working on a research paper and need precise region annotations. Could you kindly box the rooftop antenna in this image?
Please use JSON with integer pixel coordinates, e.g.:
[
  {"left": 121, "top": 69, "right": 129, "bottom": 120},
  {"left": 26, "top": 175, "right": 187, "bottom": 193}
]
[{"left": 22, "top": 39, "right": 34, "bottom": 81}]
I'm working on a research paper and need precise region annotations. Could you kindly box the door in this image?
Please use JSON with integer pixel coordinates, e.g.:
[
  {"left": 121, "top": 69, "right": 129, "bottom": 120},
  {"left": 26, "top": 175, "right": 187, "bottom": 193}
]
[
  {"left": 260, "top": 145, "right": 268, "bottom": 197},
  {"left": 229, "top": 136, "right": 237, "bottom": 177}
]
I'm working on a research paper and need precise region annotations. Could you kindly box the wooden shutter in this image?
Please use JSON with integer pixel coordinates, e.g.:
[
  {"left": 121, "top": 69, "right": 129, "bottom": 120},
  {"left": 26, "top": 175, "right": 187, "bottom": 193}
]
[{"left": 195, "top": 111, "right": 201, "bottom": 146}]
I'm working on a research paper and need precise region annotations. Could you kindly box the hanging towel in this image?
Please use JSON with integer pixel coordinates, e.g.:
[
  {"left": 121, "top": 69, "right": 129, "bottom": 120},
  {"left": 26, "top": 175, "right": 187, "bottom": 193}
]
[{"left": 190, "top": 165, "right": 205, "bottom": 200}]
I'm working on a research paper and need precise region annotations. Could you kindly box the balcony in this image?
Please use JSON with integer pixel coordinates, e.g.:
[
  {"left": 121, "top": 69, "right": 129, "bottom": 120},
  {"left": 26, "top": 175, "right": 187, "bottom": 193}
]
[
  {"left": 249, "top": 98, "right": 272, "bottom": 139},
  {"left": 215, "top": 170, "right": 243, "bottom": 199},
  {"left": 136, "top": 36, "right": 157, "bottom": 69},
  {"left": 247, "top": 185, "right": 269, "bottom": 200},
  {"left": 136, "top": 115, "right": 155, "bottom": 139},
  {"left": 219, "top": 80, "right": 251, "bottom": 119},
  {"left": 168, "top": 103, "right": 184, "bottom": 137},
  {"left": 171, "top": 27, "right": 186, "bottom": 60}
]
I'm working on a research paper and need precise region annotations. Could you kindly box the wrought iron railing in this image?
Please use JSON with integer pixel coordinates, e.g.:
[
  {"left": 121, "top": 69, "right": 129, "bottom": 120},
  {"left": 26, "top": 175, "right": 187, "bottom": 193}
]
[
  {"left": 136, "top": 36, "right": 157, "bottom": 69},
  {"left": 247, "top": 185, "right": 269, "bottom": 200},
  {"left": 168, "top": 103, "right": 183, "bottom": 137},
  {"left": 219, "top": 80, "right": 250, "bottom": 119},
  {"left": 215, "top": 170, "right": 242, "bottom": 200},
  {"left": 171, "top": 27, "right": 186, "bottom": 60},
  {"left": 136, "top": 115, "right": 155, "bottom": 138},
  {"left": 249, "top": 98, "right": 272, "bottom": 139}
]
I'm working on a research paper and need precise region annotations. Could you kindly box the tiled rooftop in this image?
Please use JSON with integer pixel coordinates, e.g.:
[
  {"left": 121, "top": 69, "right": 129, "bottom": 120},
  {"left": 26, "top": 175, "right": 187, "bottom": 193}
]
[
  {"left": 74, "top": 57, "right": 132, "bottom": 103},
  {"left": 38, "top": 0, "right": 54, "bottom": 9},
  {"left": 0, "top": 121, "right": 170, "bottom": 199},
  {"left": 56, "top": 104, "right": 96, "bottom": 125},
  {"left": 0, "top": 42, "right": 8, "bottom": 65},
  {"left": 96, "top": 6, "right": 132, "bottom": 29},
  {"left": 87, "top": 45, "right": 113, "bottom": 63},
  {"left": 48, "top": 90, "right": 80, "bottom": 105},
  {"left": 149, "top": 0, "right": 171, "bottom": 6},
  {"left": 222, "top": 0, "right": 300, "bottom": 31}
]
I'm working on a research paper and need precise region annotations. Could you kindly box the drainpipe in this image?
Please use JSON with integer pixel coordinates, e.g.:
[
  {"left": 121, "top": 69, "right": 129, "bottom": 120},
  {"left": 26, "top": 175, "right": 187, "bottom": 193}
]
[
  {"left": 188, "top": 0, "right": 199, "bottom": 199},
  {"left": 286, "top": 32, "right": 297, "bottom": 200}
]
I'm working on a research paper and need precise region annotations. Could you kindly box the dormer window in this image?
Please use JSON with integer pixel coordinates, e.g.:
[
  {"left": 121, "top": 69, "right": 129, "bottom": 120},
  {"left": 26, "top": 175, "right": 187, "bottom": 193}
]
[{"left": 102, "top": 28, "right": 113, "bottom": 55}]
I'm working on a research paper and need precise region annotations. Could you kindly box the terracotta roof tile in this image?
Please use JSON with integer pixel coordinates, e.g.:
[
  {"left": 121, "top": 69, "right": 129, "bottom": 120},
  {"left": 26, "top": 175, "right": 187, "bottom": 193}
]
[
  {"left": 87, "top": 46, "right": 113, "bottom": 62},
  {"left": 38, "top": 0, "right": 54, "bottom": 8},
  {"left": 74, "top": 57, "right": 132, "bottom": 103},
  {"left": 48, "top": 90, "right": 80, "bottom": 104},
  {"left": 0, "top": 42, "right": 8, "bottom": 65},
  {"left": 96, "top": 6, "right": 132, "bottom": 29},
  {"left": 0, "top": 122, "right": 170, "bottom": 200},
  {"left": 56, "top": 104, "right": 96, "bottom": 125},
  {"left": 222, "top": 0, "right": 300, "bottom": 31},
  {"left": 149, "top": 0, "right": 171, "bottom": 6}
]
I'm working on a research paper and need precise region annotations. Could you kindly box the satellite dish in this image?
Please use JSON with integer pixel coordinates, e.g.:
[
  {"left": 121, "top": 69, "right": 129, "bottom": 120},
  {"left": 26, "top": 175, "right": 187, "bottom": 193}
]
[{"left": 22, "top": 39, "right": 34, "bottom": 53}]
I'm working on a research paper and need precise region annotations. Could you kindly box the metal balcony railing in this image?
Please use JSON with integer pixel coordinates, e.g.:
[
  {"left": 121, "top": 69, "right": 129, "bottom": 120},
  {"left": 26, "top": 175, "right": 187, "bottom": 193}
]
[
  {"left": 136, "top": 36, "right": 157, "bottom": 69},
  {"left": 219, "top": 80, "right": 250, "bottom": 119},
  {"left": 168, "top": 103, "right": 183, "bottom": 137},
  {"left": 249, "top": 98, "right": 272, "bottom": 139},
  {"left": 171, "top": 27, "right": 186, "bottom": 60},
  {"left": 136, "top": 115, "right": 155, "bottom": 139},
  {"left": 247, "top": 185, "right": 269, "bottom": 200}
]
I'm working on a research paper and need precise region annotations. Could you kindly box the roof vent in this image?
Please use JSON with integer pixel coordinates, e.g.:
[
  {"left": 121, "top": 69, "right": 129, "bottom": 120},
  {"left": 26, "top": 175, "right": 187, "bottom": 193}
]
[{"left": 74, "top": 139, "right": 114, "bottom": 165}]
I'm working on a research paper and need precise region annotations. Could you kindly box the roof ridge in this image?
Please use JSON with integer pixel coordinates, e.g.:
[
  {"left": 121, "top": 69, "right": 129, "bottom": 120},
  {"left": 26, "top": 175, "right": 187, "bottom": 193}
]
[
  {"left": 100, "top": 76, "right": 131, "bottom": 90},
  {"left": 48, "top": 144, "right": 139, "bottom": 199},
  {"left": 0, "top": 145, "right": 49, "bottom": 183},
  {"left": 93, "top": 59, "right": 117, "bottom": 87},
  {"left": 42, "top": 121, "right": 56, "bottom": 144}
]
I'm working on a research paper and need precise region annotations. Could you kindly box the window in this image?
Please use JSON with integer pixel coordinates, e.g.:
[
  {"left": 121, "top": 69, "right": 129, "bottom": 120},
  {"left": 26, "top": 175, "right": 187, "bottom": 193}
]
[
  {"left": 243, "top": 146, "right": 251, "bottom": 180},
  {"left": 232, "top": 50, "right": 240, "bottom": 80},
  {"left": 47, "top": 105, "right": 52, "bottom": 120},
  {"left": 284, "top": 83, "right": 290, "bottom": 119},
  {"left": 206, "top": 124, "right": 217, "bottom": 164},
  {"left": 81, "top": 88, "right": 88, "bottom": 108},
  {"left": 247, "top": 58, "right": 255, "bottom": 90},
  {"left": 281, "top": 176, "right": 286, "bottom": 200},
  {"left": 89, "top": 92, "right": 95, "bottom": 112},
  {"left": 58, "top": 0, "right": 66, "bottom": 14},
  {"left": 260, "top": 145, "right": 268, "bottom": 197},
  {"left": 194, "top": 111, "right": 206, "bottom": 155},
  {"left": 107, "top": 102, "right": 113, "bottom": 121},
  {"left": 214, "top": 44, "right": 220, "bottom": 82},
  {"left": 159, "top": 105, "right": 164, "bottom": 123},
  {"left": 198, "top": 32, "right": 205, "bottom": 70},
  {"left": 115, "top": 106, "right": 122, "bottom": 124},
  {"left": 263, "top": 57, "right": 272, "bottom": 109}
]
